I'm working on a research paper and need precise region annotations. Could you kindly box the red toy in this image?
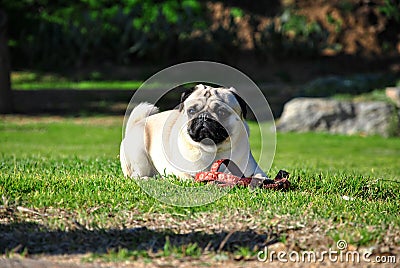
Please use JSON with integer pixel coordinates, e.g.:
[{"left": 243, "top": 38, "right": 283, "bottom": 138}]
[{"left": 195, "top": 159, "right": 290, "bottom": 190}]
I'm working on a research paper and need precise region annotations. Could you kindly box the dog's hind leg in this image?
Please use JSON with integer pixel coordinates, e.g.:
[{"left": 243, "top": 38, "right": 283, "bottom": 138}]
[{"left": 120, "top": 130, "right": 157, "bottom": 178}]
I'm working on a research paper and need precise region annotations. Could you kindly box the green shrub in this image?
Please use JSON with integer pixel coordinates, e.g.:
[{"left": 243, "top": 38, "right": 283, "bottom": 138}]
[
  {"left": 379, "top": 0, "right": 400, "bottom": 22},
  {"left": 4, "top": 0, "right": 205, "bottom": 68},
  {"left": 254, "top": 10, "right": 329, "bottom": 59}
]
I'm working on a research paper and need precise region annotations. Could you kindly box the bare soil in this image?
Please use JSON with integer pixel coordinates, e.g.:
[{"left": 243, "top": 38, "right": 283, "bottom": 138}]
[{"left": 1, "top": 205, "right": 399, "bottom": 267}]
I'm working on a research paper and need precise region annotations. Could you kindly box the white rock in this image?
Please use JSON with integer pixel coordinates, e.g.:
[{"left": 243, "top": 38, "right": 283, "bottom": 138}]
[{"left": 277, "top": 98, "right": 397, "bottom": 137}]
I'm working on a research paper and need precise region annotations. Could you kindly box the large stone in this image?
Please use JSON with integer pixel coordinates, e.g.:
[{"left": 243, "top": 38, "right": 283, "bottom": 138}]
[{"left": 277, "top": 98, "right": 397, "bottom": 136}]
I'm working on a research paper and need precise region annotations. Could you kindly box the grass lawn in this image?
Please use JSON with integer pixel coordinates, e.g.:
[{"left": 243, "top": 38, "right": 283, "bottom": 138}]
[
  {"left": 0, "top": 115, "right": 399, "bottom": 266},
  {"left": 11, "top": 71, "right": 143, "bottom": 90}
]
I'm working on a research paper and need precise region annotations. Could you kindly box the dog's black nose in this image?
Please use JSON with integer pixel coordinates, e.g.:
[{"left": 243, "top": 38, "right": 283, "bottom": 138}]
[{"left": 199, "top": 112, "right": 211, "bottom": 121}]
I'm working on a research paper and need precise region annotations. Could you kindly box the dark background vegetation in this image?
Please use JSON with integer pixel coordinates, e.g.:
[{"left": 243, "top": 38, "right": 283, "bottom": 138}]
[
  {"left": 4, "top": 0, "right": 400, "bottom": 68},
  {"left": 1, "top": 0, "right": 400, "bottom": 113}
]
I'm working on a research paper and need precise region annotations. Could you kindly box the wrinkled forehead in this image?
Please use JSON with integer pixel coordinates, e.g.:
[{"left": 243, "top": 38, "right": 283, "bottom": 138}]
[{"left": 189, "top": 85, "right": 237, "bottom": 104}]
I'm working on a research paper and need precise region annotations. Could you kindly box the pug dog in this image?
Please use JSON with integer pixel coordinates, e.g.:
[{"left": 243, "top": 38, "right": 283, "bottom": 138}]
[{"left": 120, "top": 84, "right": 266, "bottom": 180}]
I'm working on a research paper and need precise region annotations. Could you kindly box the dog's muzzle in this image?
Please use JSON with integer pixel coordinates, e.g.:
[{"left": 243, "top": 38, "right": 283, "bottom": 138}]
[{"left": 188, "top": 112, "right": 229, "bottom": 145}]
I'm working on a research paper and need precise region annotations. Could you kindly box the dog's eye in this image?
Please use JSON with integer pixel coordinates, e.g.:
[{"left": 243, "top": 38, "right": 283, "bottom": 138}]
[
  {"left": 187, "top": 107, "right": 197, "bottom": 115},
  {"left": 217, "top": 108, "right": 228, "bottom": 117}
]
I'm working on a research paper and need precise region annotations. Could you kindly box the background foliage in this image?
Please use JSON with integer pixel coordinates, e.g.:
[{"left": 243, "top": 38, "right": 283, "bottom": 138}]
[
  {"left": 3, "top": 0, "right": 400, "bottom": 69},
  {"left": 5, "top": 0, "right": 206, "bottom": 68}
]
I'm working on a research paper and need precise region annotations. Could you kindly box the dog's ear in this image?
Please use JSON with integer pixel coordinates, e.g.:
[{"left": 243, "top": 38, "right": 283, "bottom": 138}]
[
  {"left": 232, "top": 92, "right": 247, "bottom": 119},
  {"left": 178, "top": 87, "right": 195, "bottom": 111}
]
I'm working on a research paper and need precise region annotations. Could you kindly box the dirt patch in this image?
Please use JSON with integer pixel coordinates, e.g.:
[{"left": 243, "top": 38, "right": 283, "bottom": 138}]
[{"left": 1, "top": 206, "right": 399, "bottom": 267}]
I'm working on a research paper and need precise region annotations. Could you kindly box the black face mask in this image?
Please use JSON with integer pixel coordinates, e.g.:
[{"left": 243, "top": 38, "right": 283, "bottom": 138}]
[{"left": 188, "top": 112, "right": 229, "bottom": 145}]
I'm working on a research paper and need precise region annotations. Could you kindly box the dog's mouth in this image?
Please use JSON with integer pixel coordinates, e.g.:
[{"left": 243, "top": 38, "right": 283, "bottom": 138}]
[{"left": 188, "top": 114, "right": 229, "bottom": 145}]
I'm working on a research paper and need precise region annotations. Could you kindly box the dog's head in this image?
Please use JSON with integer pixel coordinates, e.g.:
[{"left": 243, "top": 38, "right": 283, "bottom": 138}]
[{"left": 179, "top": 84, "right": 247, "bottom": 146}]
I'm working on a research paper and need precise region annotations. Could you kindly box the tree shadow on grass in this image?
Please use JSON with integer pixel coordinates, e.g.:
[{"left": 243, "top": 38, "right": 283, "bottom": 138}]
[{"left": 0, "top": 221, "right": 281, "bottom": 255}]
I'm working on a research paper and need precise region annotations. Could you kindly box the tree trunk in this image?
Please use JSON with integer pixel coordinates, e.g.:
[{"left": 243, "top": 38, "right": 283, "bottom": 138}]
[{"left": 0, "top": 9, "right": 13, "bottom": 113}]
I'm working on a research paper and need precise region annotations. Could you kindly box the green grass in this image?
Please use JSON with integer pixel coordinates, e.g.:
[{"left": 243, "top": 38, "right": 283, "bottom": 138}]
[
  {"left": 13, "top": 80, "right": 143, "bottom": 90},
  {"left": 11, "top": 71, "right": 142, "bottom": 90},
  {"left": 1, "top": 116, "right": 399, "bottom": 264}
]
